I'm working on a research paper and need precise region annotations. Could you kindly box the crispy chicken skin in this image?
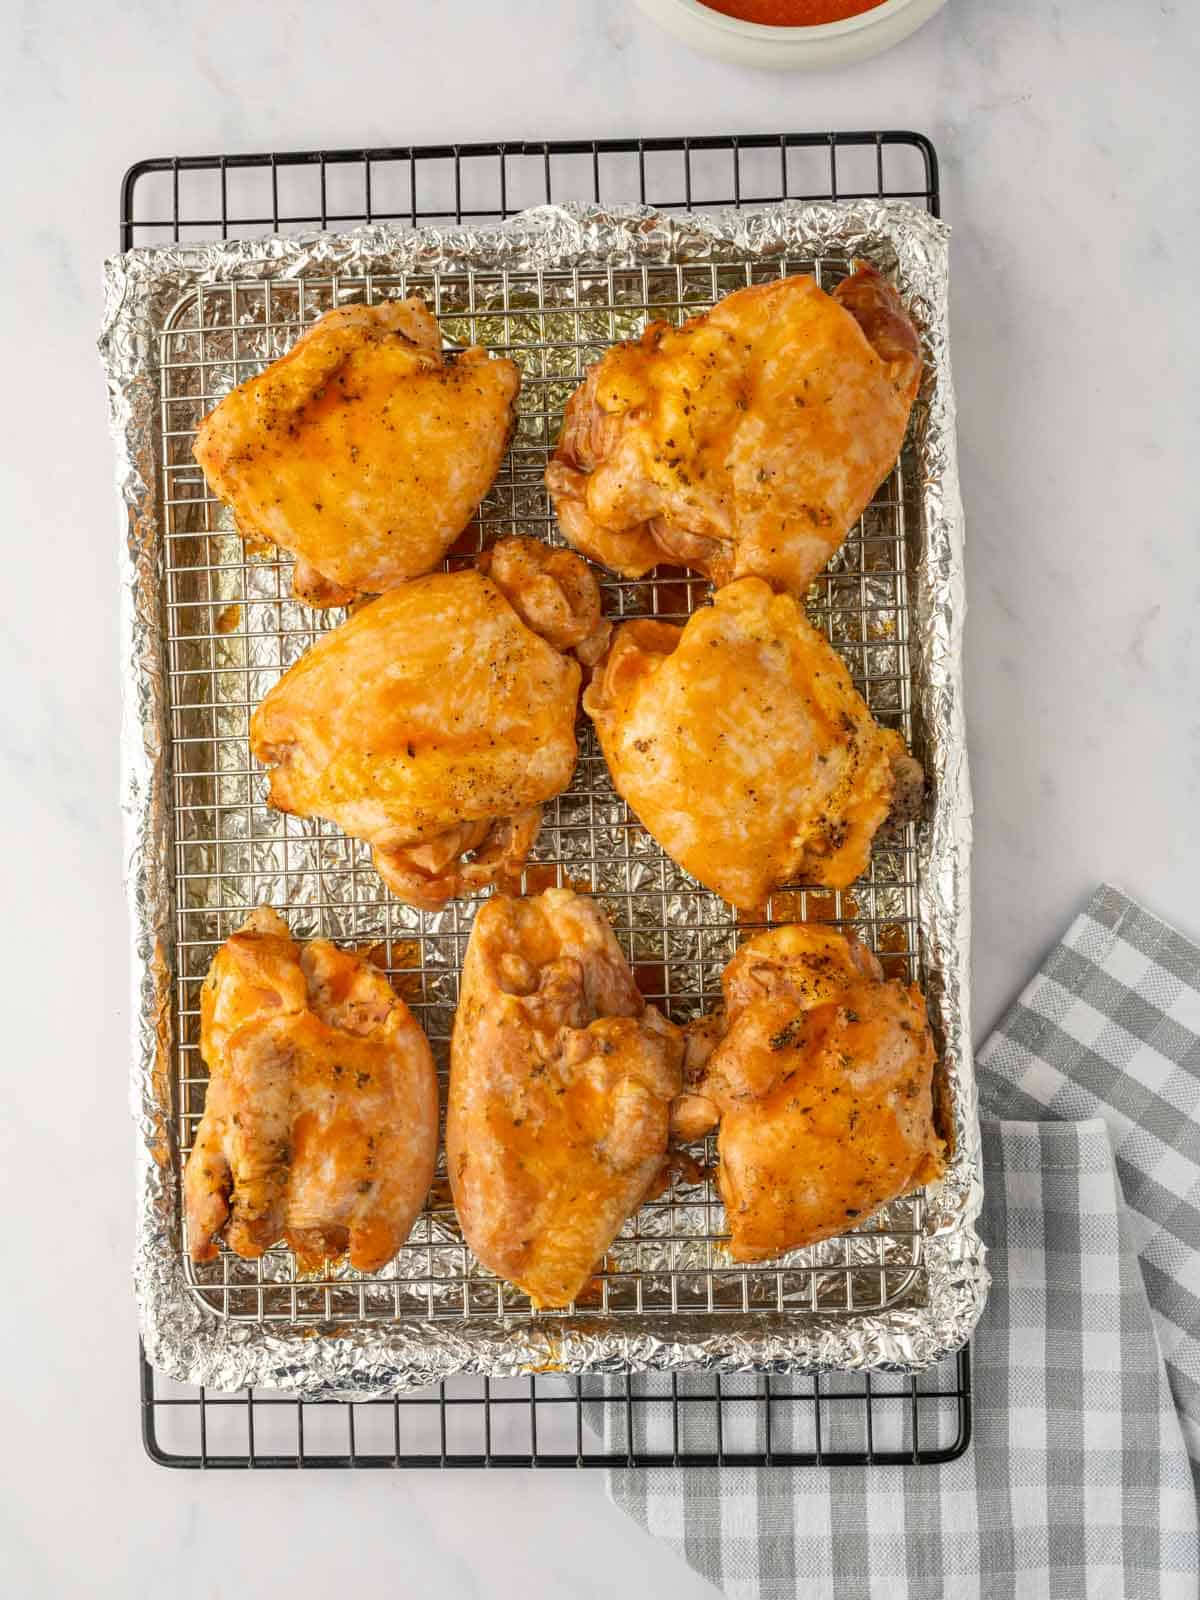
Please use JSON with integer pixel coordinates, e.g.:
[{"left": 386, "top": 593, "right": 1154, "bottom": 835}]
[
  {"left": 545, "top": 265, "right": 921, "bottom": 592},
  {"left": 674, "top": 925, "right": 943, "bottom": 1262},
  {"left": 478, "top": 537, "right": 612, "bottom": 666},
  {"left": 193, "top": 300, "right": 520, "bottom": 605},
  {"left": 583, "top": 578, "right": 922, "bottom": 910},
  {"left": 250, "top": 539, "right": 606, "bottom": 910},
  {"left": 184, "top": 908, "right": 437, "bottom": 1273},
  {"left": 448, "top": 890, "right": 684, "bottom": 1309}
]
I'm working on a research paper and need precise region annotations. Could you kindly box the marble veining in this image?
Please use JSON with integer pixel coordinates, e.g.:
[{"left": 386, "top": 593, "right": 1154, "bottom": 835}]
[{"left": 1, "top": 2, "right": 1196, "bottom": 1597}]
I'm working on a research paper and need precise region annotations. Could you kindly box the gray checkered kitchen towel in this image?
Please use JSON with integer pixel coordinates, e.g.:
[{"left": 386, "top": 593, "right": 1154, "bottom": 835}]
[{"left": 605, "top": 886, "right": 1200, "bottom": 1598}]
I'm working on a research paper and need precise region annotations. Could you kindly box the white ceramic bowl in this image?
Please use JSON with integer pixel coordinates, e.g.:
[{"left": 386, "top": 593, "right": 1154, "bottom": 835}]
[{"left": 634, "top": 0, "right": 950, "bottom": 69}]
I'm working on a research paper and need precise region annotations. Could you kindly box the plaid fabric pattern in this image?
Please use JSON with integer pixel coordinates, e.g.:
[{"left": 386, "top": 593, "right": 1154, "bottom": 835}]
[
  {"left": 605, "top": 887, "right": 1200, "bottom": 1598},
  {"left": 977, "top": 884, "right": 1200, "bottom": 1482}
]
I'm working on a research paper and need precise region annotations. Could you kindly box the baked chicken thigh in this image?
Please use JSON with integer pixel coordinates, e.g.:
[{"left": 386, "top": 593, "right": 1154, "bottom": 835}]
[
  {"left": 584, "top": 577, "right": 922, "bottom": 910},
  {"left": 546, "top": 265, "right": 920, "bottom": 592},
  {"left": 184, "top": 908, "right": 437, "bottom": 1273},
  {"left": 673, "top": 925, "right": 942, "bottom": 1261},
  {"left": 194, "top": 300, "right": 520, "bottom": 605},
  {"left": 448, "top": 889, "right": 684, "bottom": 1308},
  {"left": 250, "top": 538, "right": 607, "bottom": 909}
]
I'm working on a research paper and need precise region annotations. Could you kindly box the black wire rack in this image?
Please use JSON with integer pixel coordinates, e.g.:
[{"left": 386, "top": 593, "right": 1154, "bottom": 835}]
[
  {"left": 140, "top": 1338, "right": 971, "bottom": 1469},
  {"left": 125, "top": 130, "right": 969, "bottom": 1470}
]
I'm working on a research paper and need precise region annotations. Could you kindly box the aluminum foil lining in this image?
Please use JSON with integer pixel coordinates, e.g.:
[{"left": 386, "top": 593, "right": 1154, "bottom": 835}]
[{"left": 101, "top": 200, "right": 986, "bottom": 1399}]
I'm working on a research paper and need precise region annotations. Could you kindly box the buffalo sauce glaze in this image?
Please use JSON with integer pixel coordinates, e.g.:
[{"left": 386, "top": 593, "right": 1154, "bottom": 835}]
[{"left": 698, "top": 0, "right": 887, "bottom": 22}]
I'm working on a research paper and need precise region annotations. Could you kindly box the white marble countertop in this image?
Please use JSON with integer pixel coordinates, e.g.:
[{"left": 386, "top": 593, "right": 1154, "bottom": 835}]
[{"left": 1, "top": 2, "right": 1196, "bottom": 1595}]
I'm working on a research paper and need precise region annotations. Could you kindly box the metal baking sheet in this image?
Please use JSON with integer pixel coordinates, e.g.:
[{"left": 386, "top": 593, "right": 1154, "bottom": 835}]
[{"left": 101, "top": 200, "right": 986, "bottom": 1398}]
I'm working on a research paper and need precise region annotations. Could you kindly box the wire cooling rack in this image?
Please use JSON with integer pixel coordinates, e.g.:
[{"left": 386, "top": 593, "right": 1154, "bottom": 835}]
[
  {"left": 125, "top": 131, "right": 970, "bottom": 1468},
  {"left": 162, "top": 260, "right": 926, "bottom": 1328}
]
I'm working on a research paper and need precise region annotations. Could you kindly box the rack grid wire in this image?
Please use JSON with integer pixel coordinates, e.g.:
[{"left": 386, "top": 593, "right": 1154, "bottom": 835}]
[{"left": 125, "top": 132, "right": 971, "bottom": 1469}]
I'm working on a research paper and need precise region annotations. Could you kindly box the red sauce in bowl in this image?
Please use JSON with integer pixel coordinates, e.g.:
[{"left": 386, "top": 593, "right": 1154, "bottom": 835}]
[{"left": 698, "top": 0, "right": 889, "bottom": 22}]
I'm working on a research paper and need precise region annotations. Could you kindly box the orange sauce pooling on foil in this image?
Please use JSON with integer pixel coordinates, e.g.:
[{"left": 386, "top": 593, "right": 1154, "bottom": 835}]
[{"left": 698, "top": 0, "right": 888, "bottom": 22}]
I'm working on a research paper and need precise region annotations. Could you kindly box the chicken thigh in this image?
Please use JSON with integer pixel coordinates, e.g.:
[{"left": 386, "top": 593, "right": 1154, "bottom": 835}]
[
  {"left": 674, "top": 925, "right": 942, "bottom": 1262},
  {"left": 184, "top": 908, "right": 437, "bottom": 1273},
  {"left": 194, "top": 300, "right": 520, "bottom": 605},
  {"left": 448, "top": 889, "right": 684, "bottom": 1309},
  {"left": 250, "top": 538, "right": 607, "bottom": 910},
  {"left": 546, "top": 265, "right": 921, "bottom": 592},
  {"left": 583, "top": 577, "right": 922, "bottom": 910}
]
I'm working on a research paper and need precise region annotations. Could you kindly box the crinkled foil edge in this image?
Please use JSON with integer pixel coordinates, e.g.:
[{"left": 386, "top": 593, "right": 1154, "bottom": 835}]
[{"left": 100, "top": 200, "right": 986, "bottom": 1399}]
